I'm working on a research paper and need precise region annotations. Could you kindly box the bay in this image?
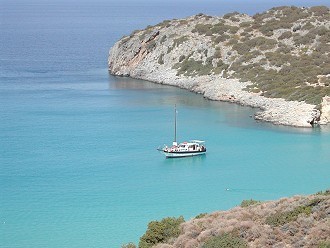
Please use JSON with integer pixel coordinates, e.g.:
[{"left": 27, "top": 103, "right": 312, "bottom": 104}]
[{"left": 1, "top": 0, "right": 329, "bottom": 247}]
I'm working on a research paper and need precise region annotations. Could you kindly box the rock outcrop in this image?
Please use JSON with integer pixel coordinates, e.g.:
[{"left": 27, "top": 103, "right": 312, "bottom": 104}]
[
  {"left": 109, "top": 6, "right": 330, "bottom": 128},
  {"left": 320, "top": 96, "right": 330, "bottom": 124}
]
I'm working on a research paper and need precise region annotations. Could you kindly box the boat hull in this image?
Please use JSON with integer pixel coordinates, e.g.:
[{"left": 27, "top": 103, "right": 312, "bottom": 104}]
[{"left": 162, "top": 150, "right": 206, "bottom": 158}]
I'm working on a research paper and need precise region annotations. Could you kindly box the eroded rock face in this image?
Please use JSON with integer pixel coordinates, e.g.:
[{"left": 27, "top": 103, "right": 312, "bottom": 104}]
[
  {"left": 320, "top": 96, "right": 330, "bottom": 124},
  {"left": 108, "top": 7, "right": 330, "bottom": 127},
  {"left": 109, "top": 30, "right": 161, "bottom": 76}
]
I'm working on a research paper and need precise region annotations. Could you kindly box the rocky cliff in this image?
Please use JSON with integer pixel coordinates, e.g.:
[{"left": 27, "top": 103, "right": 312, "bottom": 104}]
[{"left": 109, "top": 6, "right": 330, "bottom": 127}]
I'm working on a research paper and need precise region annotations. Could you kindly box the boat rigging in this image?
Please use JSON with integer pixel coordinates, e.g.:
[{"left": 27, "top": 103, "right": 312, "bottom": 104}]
[{"left": 157, "top": 105, "right": 206, "bottom": 158}]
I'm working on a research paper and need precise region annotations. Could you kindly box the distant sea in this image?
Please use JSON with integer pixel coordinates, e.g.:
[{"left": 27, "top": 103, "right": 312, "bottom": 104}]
[{"left": 1, "top": 0, "right": 329, "bottom": 247}]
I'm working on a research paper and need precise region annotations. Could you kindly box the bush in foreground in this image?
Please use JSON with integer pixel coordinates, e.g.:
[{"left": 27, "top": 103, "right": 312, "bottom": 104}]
[
  {"left": 202, "top": 233, "right": 248, "bottom": 248},
  {"left": 265, "top": 199, "right": 322, "bottom": 226},
  {"left": 139, "top": 216, "right": 184, "bottom": 248},
  {"left": 318, "top": 241, "right": 330, "bottom": 248},
  {"left": 240, "top": 199, "right": 261, "bottom": 208}
]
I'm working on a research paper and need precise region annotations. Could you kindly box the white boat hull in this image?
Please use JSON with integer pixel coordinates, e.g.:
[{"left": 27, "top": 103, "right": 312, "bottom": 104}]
[
  {"left": 158, "top": 106, "right": 207, "bottom": 159},
  {"left": 162, "top": 150, "right": 206, "bottom": 158}
]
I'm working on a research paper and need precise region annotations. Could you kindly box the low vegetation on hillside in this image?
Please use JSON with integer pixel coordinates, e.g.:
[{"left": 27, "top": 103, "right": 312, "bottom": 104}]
[
  {"left": 125, "top": 6, "right": 330, "bottom": 107},
  {"left": 183, "top": 6, "right": 329, "bottom": 106},
  {"left": 122, "top": 190, "right": 330, "bottom": 248}
]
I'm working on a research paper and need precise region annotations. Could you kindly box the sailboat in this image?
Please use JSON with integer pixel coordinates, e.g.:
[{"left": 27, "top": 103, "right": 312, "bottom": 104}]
[{"left": 157, "top": 105, "right": 206, "bottom": 158}]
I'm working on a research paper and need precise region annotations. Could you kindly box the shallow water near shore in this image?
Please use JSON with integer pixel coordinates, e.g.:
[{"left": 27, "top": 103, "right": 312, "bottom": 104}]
[{"left": 1, "top": 0, "right": 330, "bottom": 247}]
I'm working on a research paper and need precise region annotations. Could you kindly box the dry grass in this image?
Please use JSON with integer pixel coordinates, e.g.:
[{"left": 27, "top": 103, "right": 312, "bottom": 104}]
[{"left": 155, "top": 192, "right": 330, "bottom": 248}]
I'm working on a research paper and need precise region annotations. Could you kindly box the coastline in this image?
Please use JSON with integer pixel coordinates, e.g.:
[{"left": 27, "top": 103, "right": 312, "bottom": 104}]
[
  {"left": 109, "top": 68, "right": 318, "bottom": 128},
  {"left": 108, "top": 7, "right": 330, "bottom": 128}
]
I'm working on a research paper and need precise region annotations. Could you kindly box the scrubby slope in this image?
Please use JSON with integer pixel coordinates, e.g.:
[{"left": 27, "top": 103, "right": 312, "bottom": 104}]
[
  {"left": 109, "top": 6, "right": 330, "bottom": 127},
  {"left": 135, "top": 191, "right": 330, "bottom": 248}
]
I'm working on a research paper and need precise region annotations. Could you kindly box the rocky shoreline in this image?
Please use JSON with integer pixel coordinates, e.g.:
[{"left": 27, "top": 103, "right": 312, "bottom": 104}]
[
  {"left": 110, "top": 68, "right": 319, "bottom": 127},
  {"left": 108, "top": 7, "right": 330, "bottom": 128}
]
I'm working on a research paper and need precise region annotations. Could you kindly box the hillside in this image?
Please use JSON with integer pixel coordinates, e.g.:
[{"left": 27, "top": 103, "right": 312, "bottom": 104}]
[
  {"left": 108, "top": 6, "right": 330, "bottom": 127},
  {"left": 123, "top": 190, "right": 330, "bottom": 248}
]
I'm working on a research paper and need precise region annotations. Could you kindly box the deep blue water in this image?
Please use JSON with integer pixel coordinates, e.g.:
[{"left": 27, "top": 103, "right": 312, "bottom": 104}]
[{"left": 1, "top": 0, "right": 330, "bottom": 247}]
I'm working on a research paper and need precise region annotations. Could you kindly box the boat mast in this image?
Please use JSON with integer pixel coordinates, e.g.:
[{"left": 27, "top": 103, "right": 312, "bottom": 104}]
[{"left": 173, "top": 105, "right": 177, "bottom": 146}]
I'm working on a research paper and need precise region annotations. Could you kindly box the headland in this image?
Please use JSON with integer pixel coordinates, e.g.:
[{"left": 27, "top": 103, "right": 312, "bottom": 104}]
[{"left": 109, "top": 6, "right": 330, "bottom": 127}]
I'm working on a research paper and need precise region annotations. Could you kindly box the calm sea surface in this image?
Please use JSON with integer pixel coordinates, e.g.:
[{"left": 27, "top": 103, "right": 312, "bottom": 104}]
[{"left": 1, "top": 0, "right": 329, "bottom": 247}]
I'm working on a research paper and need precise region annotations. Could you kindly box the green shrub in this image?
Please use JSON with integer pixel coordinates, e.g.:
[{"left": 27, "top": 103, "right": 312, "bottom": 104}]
[
  {"left": 293, "top": 34, "right": 313, "bottom": 46},
  {"left": 310, "top": 6, "right": 329, "bottom": 16},
  {"left": 319, "top": 31, "right": 330, "bottom": 44},
  {"left": 244, "top": 26, "right": 253, "bottom": 33},
  {"left": 205, "top": 30, "right": 213, "bottom": 36},
  {"left": 179, "top": 20, "right": 188, "bottom": 25},
  {"left": 228, "top": 26, "right": 239, "bottom": 34},
  {"left": 210, "top": 25, "right": 225, "bottom": 35},
  {"left": 202, "top": 233, "right": 248, "bottom": 248},
  {"left": 259, "top": 39, "right": 277, "bottom": 50},
  {"left": 240, "top": 199, "right": 261, "bottom": 208},
  {"left": 280, "top": 6, "right": 310, "bottom": 23},
  {"left": 230, "top": 16, "right": 240, "bottom": 22},
  {"left": 195, "top": 213, "right": 208, "bottom": 219},
  {"left": 240, "top": 31, "right": 250, "bottom": 37},
  {"left": 173, "top": 36, "right": 188, "bottom": 47},
  {"left": 239, "top": 21, "right": 252, "bottom": 28},
  {"left": 146, "top": 40, "right": 156, "bottom": 51},
  {"left": 315, "top": 43, "right": 330, "bottom": 54},
  {"left": 167, "top": 45, "right": 174, "bottom": 54},
  {"left": 195, "top": 13, "right": 205, "bottom": 18},
  {"left": 226, "top": 38, "right": 239, "bottom": 46},
  {"left": 251, "top": 21, "right": 261, "bottom": 30},
  {"left": 261, "top": 29, "right": 274, "bottom": 37},
  {"left": 160, "top": 35, "right": 166, "bottom": 44},
  {"left": 232, "top": 42, "right": 250, "bottom": 55},
  {"left": 192, "top": 24, "right": 213, "bottom": 35},
  {"left": 214, "top": 50, "right": 222, "bottom": 58},
  {"left": 210, "top": 24, "right": 238, "bottom": 35},
  {"left": 223, "top": 12, "right": 240, "bottom": 19},
  {"left": 277, "top": 45, "right": 291, "bottom": 54},
  {"left": 315, "top": 26, "right": 328, "bottom": 36},
  {"left": 174, "top": 58, "right": 214, "bottom": 76},
  {"left": 139, "top": 216, "right": 184, "bottom": 248},
  {"left": 315, "top": 189, "right": 330, "bottom": 196},
  {"left": 301, "top": 21, "right": 314, "bottom": 30},
  {"left": 305, "top": 28, "right": 318, "bottom": 41},
  {"left": 158, "top": 54, "right": 164, "bottom": 64},
  {"left": 213, "top": 34, "right": 230, "bottom": 43},
  {"left": 156, "top": 20, "right": 170, "bottom": 28},
  {"left": 278, "top": 31, "right": 292, "bottom": 40},
  {"left": 265, "top": 204, "right": 313, "bottom": 226},
  {"left": 139, "top": 33, "right": 147, "bottom": 41},
  {"left": 259, "top": 18, "right": 292, "bottom": 36},
  {"left": 240, "top": 50, "right": 262, "bottom": 62},
  {"left": 318, "top": 241, "right": 330, "bottom": 248},
  {"left": 213, "top": 60, "right": 229, "bottom": 74},
  {"left": 244, "top": 37, "right": 276, "bottom": 50}
]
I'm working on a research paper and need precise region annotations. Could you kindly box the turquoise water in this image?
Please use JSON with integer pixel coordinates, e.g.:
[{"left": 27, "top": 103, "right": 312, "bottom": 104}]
[{"left": 1, "top": 1, "right": 330, "bottom": 247}]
